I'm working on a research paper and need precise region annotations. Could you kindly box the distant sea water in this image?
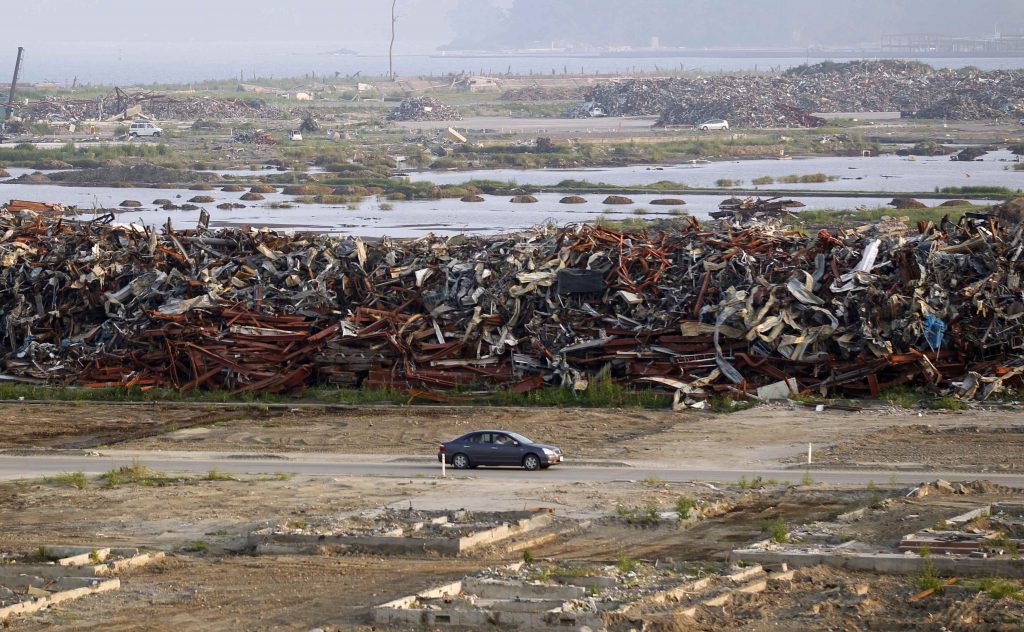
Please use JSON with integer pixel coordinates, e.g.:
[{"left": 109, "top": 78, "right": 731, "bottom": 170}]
[{"left": 14, "top": 41, "right": 1024, "bottom": 86}]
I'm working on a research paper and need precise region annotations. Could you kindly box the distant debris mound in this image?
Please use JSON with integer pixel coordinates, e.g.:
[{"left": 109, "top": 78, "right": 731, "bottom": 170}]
[
  {"left": 387, "top": 97, "right": 462, "bottom": 122},
  {"left": 994, "top": 198, "right": 1024, "bottom": 224},
  {"left": 888, "top": 198, "right": 928, "bottom": 210}
]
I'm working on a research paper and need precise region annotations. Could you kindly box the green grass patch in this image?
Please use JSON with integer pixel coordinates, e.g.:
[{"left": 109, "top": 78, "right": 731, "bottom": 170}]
[
  {"left": 970, "top": 578, "right": 1024, "bottom": 601},
  {"left": 880, "top": 386, "right": 924, "bottom": 409},
  {"left": 44, "top": 472, "right": 89, "bottom": 490},
  {"left": 792, "top": 205, "right": 980, "bottom": 230},
  {"left": 926, "top": 395, "right": 967, "bottom": 411},
  {"left": 205, "top": 469, "right": 236, "bottom": 481},
  {"left": 183, "top": 540, "right": 208, "bottom": 553},
  {"left": 939, "top": 185, "right": 1019, "bottom": 196},
  {"left": 615, "top": 501, "right": 663, "bottom": 526},
  {"left": 99, "top": 461, "right": 174, "bottom": 487},
  {"left": 708, "top": 395, "right": 756, "bottom": 414}
]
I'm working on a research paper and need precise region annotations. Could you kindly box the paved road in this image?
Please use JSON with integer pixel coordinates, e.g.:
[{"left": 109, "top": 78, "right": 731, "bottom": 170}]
[
  {"left": 1, "top": 450, "right": 1021, "bottom": 487},
  {"left": 396, "top": 116, "right": 659, "bottom": 134}
]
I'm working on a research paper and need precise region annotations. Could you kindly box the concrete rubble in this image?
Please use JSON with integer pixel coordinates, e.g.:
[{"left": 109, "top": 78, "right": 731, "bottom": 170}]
[
  {"left": 372, "top": 560, "right": 781, "bottom": 631},
  {"left": 733, "top": 487, "right": 1024, "bottom": 579},
  {"left": 248, "top": 509, "right": 557, "bottom": 556},
  {"left": 0, "top": 545, "right": 164, "bottom": 622}
]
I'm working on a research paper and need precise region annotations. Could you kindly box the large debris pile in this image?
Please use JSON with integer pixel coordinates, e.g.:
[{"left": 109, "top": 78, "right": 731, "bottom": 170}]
[
  {"left": 386, "top": 97, "right": 462, "bottom": 122},
  {"left": 577, "top": 61, "right": 1024, "bottom": 127},
  {"left": 499, "top": 86, "right": 584, "bottom": 101},
  {"left": 25, "top": 91, "right": 286, "bottom": 122},
  {"left": 0, "top": 202, "right": 1022, "bottom": 400},
  {"left": 233, "top": 129, "right": 275, "bottom": 145}
]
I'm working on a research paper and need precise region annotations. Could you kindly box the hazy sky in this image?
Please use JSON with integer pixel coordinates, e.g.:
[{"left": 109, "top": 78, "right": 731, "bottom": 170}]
[
  {"left": 4, "top": 1, "right": 1023, "bottom": 84},
  {"left": 5, "top": 0, "right": 1019, "bottom": 51},
  {"left": 3, "top": 0, "right": 509, "bottom": 52}
]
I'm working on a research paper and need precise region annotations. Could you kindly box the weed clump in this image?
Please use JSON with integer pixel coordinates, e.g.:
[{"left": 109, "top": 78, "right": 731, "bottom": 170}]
[{"left": 45, "top": 472, "right": 88, "bottom": 490}]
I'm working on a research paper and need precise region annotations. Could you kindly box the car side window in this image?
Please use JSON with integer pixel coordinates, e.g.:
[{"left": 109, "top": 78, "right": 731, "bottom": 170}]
[
  {"left": 478, "top": 433, "right": 493, "bottom": 444},
  {"left": 464, "top": 433, "right": 480, "bottom": 444},
  {"left": 494, "top": 434, "right": 512, "bottom": 446}
]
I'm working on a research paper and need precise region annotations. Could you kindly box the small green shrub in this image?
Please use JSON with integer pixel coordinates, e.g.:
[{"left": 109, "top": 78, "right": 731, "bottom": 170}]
[
  {"left": 915, "top": 557, "right": 943, "bottom": 592},
  {"left": 762, "top": 517, "right": 789, "bottom": 543},
  {"left": 643, "top": 501, "right": 661, "bottom": 524},
  {"left": 675, "top": 496, "right": 696, "bottom": 519},
  {"left": 615, "top": 556, "right": 639, "bottom": 573}
]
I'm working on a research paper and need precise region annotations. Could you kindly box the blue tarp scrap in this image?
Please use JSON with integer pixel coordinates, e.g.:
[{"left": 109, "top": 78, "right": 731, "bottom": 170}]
[{"left": 923, "top": 315, "right": 947, "bottom": 350}]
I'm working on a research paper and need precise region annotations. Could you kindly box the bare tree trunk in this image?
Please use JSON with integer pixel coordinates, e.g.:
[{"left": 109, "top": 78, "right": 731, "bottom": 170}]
[{"left": 389, "top": 0, "right": 397, "bottom": 81}]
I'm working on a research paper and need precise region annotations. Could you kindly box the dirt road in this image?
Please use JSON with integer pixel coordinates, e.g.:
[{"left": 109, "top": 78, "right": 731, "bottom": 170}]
[{"left": 2, "top": 401, "right": 1017, "bottom": 471}]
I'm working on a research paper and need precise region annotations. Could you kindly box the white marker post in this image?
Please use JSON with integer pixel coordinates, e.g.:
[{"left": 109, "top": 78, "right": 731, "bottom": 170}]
[
  {"left": 440, "top": 445, "right": 446, "bottom": 478},
  {"left": 807, "top": 443, "right": 812, "bottom": 465}
]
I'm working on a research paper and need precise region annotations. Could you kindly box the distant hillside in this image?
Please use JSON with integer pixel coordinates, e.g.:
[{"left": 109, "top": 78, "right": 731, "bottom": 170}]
[{"left": 446, "top": 0, "right": 1024, "bottom": 51}]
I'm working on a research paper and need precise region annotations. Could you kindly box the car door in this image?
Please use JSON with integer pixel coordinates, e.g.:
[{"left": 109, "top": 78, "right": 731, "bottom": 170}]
[
  {"left": 491, "top": 433, "right": 523, "bottom": 465},
  {"left": 461, "top": 432, "right": 489, "bottom": 465}
]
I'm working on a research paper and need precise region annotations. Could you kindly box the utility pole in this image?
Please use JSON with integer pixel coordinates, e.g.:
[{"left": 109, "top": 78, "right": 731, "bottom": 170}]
[
  {"left": 389, "top": 0, "right": 398, "bottom": 80},
  {"left": 5, "top": 47, "right": 25, "bottom": 121}
]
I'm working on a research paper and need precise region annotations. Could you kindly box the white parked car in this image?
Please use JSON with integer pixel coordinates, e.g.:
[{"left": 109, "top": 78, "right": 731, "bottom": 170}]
[
  {"left": 699, "top": 119, "right": 730, "bottom": 131},
  {"left": 128, "top": 121, "right": 162, "bottom": 138}
]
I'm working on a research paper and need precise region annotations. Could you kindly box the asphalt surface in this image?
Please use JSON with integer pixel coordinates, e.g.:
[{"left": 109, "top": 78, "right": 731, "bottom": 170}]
[
  {"left": 396, "top": 116, "right": 659, "bottom": 134},
  {"left": 2, "top": 450, "right": 1022, "bottom": 486}
]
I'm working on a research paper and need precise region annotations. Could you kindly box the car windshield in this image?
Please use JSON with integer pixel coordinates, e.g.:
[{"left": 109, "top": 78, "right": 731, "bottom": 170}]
[{"left": 507, "top": 432, "right": 533, "bottom": 444}]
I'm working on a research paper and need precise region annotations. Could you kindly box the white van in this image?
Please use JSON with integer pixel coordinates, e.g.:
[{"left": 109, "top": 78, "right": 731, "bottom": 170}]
[{"left": 128, "top": 121, "right": 163, "bottom": 138}]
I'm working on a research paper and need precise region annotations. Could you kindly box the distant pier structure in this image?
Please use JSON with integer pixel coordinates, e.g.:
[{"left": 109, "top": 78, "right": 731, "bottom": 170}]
[{"left": 881, "top": 33, "right": 1024, "bottom": 55}]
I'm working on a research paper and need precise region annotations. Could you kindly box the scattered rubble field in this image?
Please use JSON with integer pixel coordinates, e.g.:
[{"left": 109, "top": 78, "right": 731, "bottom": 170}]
[
  {"left": 3, "top": 471, "right": 1022, "bottom": 631},
  {"left": 812, "top": 424, "right": 1024, "bottom": 472}
]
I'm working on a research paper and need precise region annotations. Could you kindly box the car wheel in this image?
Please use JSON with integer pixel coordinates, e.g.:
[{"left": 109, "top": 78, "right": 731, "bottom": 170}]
[
  {"left": 701, "top": 126, "right": 709, "bottom": 131},
  {"left": 452, "top": 453, "right": 471, "bottom": 470},
  {"left": 129, "top": 132, "right": 137, "bottom": 138},
  {"left": 522, "top": 454, "right": 541, "bottom": 471},
  {"left": 154, "top": 132, "right": 161, "bottom": 137}
]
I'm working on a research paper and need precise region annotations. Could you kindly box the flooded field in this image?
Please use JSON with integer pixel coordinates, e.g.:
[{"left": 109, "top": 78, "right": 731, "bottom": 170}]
[
  {"left": 411, "top": 150, "right": 1024, "bottom": 192},
  {"left": 0, "top": 177, "right": 989, "bottom": 237},
  {"left": 1, "top": 152, "right": 1013, "bottom": 236}
]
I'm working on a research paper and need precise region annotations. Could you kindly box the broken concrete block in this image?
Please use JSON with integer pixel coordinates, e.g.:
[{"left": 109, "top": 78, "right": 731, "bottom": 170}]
[{"left": 756, "top": 378, "right": 798, "bottom": 401}]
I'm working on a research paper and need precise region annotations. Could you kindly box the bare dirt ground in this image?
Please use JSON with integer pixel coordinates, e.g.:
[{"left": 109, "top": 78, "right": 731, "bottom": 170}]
[
  {"left": 809, "top": 424, "right": 1024, "bottom": 472},
  {"left": 2, "top": 402, "right": 1020, "bottom": 470}
]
